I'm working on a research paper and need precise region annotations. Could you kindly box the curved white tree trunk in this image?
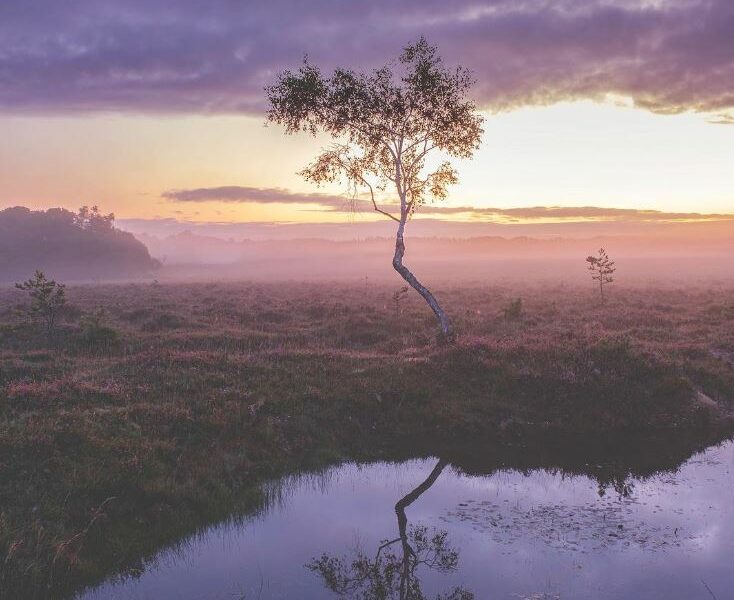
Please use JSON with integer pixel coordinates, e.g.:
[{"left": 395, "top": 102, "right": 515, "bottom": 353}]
[{"left": 392, "top": 217, "right": 453, "bottom": 339}]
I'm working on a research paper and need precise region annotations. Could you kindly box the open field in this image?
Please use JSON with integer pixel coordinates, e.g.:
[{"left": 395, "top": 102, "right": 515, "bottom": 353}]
[{"left": 1, "top": 280, "right": 733, "bottom": 598}]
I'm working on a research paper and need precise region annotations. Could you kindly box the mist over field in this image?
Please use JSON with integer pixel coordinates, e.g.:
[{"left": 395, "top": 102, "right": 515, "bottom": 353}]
[
  {"left": 3, "top": 205, "right": 732, "bottom": 285},
  {"left": 117, "top": 217, "right": 734, "bottom": 284}
]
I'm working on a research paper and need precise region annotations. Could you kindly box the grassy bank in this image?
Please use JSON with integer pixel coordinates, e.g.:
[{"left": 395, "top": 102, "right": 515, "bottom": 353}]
[{"left": 0, "top": 281, "right": 732, "bottom": 598}]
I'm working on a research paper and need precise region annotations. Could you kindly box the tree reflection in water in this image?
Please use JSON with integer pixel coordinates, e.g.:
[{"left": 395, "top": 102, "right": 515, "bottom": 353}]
[{"left": 307, "top": 459, "right": 474, "bottom": 600}]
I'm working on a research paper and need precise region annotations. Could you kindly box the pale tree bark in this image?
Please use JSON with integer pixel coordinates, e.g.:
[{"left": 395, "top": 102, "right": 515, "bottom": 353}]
[
  {"left": 392, "top": 216, "right": 453, "bottom": 339},
  {"left": 390, "top": 156, "right": 453, "bottom": 340}
]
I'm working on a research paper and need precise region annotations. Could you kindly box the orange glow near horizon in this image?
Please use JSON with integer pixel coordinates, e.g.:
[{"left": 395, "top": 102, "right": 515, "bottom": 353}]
[{"left": 0, "top": 101, "right": 732, "bottom": 224}]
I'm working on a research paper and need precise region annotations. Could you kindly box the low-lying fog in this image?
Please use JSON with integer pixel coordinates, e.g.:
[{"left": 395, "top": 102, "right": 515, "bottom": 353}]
[{"left": 120, "top": 218, "right": 734, "bottom": 284}]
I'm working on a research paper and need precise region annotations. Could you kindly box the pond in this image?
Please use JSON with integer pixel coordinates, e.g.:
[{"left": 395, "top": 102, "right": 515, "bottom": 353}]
[{"left": 78, "top": 437, "right": 734, "bottom": 600}]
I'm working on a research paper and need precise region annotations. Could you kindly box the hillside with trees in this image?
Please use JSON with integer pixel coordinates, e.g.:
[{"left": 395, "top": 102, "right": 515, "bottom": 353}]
[{"left": 0, "top": 206, "right": 159, "bottom": 281}]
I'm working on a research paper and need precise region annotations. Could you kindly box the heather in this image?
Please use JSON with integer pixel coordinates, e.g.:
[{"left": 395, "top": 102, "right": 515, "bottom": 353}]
[{"left": 0, "top": 281, "right": 732, "bottom": 598}]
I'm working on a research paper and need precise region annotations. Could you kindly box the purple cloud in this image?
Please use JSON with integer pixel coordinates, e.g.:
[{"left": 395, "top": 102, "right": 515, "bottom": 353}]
[
  {"left": 164, "top": 186, "right": 734, "bottom": 223},
  {"left": 162, "top": 185, "right": 367, "bottom": 210},
  {"left": 422, "top": 205, "right": 734, "bottom": 221},
  {"left": 1, "top": 1, "right": 733, "bottom": 115}
]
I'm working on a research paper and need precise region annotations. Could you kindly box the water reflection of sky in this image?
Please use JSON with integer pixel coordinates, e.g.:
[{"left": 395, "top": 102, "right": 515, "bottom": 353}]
[{"left": 80, "top": 441, "right": 734, "bottom": 600}]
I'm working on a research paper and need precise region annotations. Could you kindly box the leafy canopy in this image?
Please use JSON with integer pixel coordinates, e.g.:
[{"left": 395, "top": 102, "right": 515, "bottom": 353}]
[
  {"left": 74, "top": 205, "right": 115, "bottom": 232},
  {"left": 266, "top": 37, "right": 484, "bottom": 220}
]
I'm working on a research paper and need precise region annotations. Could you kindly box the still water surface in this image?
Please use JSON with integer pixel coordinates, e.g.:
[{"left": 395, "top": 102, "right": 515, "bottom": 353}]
[{"left": 80, "top": 440, "right": 734, "bottom": 600}]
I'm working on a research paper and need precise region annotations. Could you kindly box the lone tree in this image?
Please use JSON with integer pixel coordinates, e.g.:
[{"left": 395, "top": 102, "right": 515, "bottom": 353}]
[
  {"left": 15, "top": 270, "right": 66, "bottom": 335},
  {"left": 266, "top": 38, "right": 484, "bottom": 339},
  {"left": 586, "top": 248, "right": 616, "bottom": 304}
]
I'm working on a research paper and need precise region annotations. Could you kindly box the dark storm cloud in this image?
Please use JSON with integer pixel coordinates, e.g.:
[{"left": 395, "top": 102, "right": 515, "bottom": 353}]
[{"left": 2, "top": 0, "right": 733, "bottom": 115}]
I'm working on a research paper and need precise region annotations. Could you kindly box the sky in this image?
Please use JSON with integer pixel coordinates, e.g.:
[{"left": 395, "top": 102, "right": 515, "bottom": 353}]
[{"left": 0, "top": 0, "right": 732, "bottom": 231}]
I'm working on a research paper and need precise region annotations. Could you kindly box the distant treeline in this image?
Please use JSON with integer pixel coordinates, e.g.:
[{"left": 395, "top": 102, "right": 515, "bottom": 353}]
[{"left": 0, "top": 206, "right": 159, "bottom": 282}]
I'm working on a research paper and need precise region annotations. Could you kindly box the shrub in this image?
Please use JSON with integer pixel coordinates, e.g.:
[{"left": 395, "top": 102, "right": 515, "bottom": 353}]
[
  {"left": 79, "top": 309, "right": 119, "bottom": 349},
  {"left": 14, "top": 270, "right": 66, "bottom": 336},
  {"left": 145, "top": 312, "right": 186, "bottom": 331},
  {"left": 501, "top": 298, "right": 523, "bottom": 321}
]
